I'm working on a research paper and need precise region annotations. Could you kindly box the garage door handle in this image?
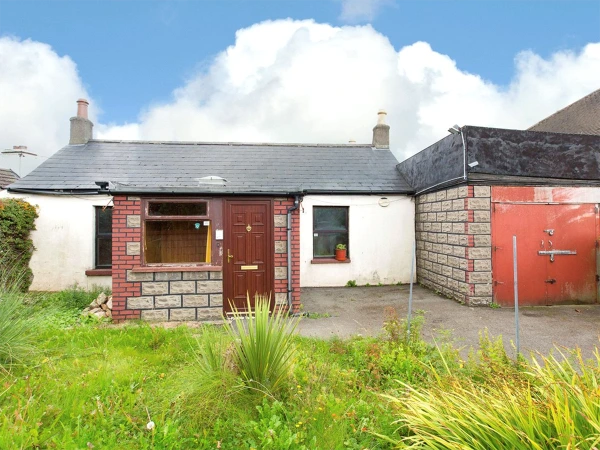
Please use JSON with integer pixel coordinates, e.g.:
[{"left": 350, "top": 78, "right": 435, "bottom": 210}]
[{"left": 545, "top": 279, "right": 556, "bottom": 284}]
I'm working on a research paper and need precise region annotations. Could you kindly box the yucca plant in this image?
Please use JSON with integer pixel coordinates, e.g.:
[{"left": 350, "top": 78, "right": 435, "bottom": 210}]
[{"left": 225, "top": 294, "right": 299, "bottom": 393}]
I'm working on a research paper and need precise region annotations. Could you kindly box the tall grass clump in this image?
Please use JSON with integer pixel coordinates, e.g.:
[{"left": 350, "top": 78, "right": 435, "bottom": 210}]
[
  {"left": 0, "top": 255, "right": 40, "bottom": 367},
  {"left": 226, "top": 294, "right": 299, "bottom": 393},
  {"left": 379, "top": 346, "right": 600, "bottom": 449}
]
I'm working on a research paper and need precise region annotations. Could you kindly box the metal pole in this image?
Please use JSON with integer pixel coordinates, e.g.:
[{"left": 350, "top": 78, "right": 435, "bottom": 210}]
[
  {"left": 407, "top": 239, "right": 416, "bottom": 336},
  {"left": 513, "top": 235, "right": 520, "bottom": 357}
]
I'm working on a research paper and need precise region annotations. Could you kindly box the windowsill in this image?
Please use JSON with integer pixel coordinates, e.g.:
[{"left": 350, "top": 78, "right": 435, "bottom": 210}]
[
  {"left": 131, "top": 265, "right": 223, "bottom": 273},
  {"left": 310, "top": 258, "right": 351, "bottom": 264},
  {"left": 85, "top": 268, "right": 112, "bottom": 276}
]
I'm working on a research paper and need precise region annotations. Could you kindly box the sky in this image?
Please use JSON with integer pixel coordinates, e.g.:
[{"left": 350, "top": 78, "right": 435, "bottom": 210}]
[{"left": 0, "top": 0, "right": 599, "bottom": 176}]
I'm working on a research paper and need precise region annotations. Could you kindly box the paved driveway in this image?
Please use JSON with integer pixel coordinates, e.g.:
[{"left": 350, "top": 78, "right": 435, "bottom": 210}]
[{"left": 297, "top": 285, "right": 600, "bottom": 359}]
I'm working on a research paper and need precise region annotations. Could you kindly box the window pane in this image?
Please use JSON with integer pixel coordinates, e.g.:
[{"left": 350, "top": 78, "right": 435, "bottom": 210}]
[
  {"left": 145, "top": 220, "right": 210, "bottom": 264},
  {"left": 148, "top": 202, "right": 207, "bottom": 216},
  {"left": 97, "top": 207, "right": 112, "bottom": 234},
  {"left": 313, "top": 232, "right": 348, "bottom": 257},
  {"left": 97, "top": 237, "right": 112, "bottom": 267},
  {"left": 314, "top": 207, "right": 347, "bottom": 231}
]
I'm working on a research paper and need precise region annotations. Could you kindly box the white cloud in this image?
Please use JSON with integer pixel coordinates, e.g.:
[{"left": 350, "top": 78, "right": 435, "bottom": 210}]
[
  {"left": 338, "top": 0, "right": 394, "bottom": 23},
  {"left": 1, "top": 22, "right": 599, "bottom": 177},
  {"left": 97, "top": 19, "right": 600, "bottom": 162},
  {"left": 0, "top": 37, "right": 93, "bottom": 176}
]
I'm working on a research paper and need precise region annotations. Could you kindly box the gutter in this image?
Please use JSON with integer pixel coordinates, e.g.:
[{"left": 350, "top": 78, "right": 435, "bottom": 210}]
[
  {"left": 286, "top": 195, "right": 301, "bottom": 314},
  {"left": 7, "top": 188, "right": 103, "bottom": 196}
]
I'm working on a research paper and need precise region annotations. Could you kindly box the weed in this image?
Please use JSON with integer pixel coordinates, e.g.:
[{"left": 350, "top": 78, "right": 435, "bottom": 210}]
[
  {"left": 490, "top": 302, "right": 501, "bottom": 309},
  {"left": 305, "top": 312, "right": 331, "bottom": 319},
  {"left": 346, "top": 280, "right": 357, "bottom": 287}
]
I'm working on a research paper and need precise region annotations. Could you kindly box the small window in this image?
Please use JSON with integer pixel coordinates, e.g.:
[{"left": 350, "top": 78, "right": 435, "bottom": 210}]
[
  {"left": 148, "top": 201, "right": 207, "bottom": 217},
  {"left": 313, "top": 206, "right": 349, "bottom": 258},
  {"left": 95, "top": 206, "right": 112, "bottom": 268},
  {"left": 144, "top": 200, "right": 211, "bottom": 265}
]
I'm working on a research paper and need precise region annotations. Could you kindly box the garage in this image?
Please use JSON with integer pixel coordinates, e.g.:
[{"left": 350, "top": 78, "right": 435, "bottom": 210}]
[{"left": 492, "top": 187, "right": 599, "bottom": 306}]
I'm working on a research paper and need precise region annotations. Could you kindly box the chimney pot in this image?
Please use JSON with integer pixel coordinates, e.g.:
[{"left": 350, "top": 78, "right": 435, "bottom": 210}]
[
  {"left": 76, "top": 98, "right": 89, "bottom": 119},
  {"left": 70, "top": 98, "right": 93, "bottom": 145},
  {"left": 372, "top": 109, "right": 390, "bottom": 149}
]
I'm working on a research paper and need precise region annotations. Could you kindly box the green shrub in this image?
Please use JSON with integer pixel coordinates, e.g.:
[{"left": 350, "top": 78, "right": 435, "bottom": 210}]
[
  {"left": 0, "top": 199, "right": 38, "bottom": 292},
  {"left": 226, "top": 294, "right": 299, "bottom": 393}
]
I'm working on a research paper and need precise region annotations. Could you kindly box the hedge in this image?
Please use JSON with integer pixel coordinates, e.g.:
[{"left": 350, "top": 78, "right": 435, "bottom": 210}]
[{"left": 0, "top": 198, "right": 38, "bottom": 292}]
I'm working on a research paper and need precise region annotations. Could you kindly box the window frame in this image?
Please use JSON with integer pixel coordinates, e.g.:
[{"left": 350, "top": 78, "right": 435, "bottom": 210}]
[
  {"left": 141, "top": 198, "right": 215, "bottom": 267},
  {"left": 312, "top": 206, "right": 349, "bottom": 259},
  {"left": 94, "top": 206, "right": 113, "bottom": 269}
]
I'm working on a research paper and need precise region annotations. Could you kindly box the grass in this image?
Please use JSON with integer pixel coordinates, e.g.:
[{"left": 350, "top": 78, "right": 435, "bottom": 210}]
[{"left": 1, "top": 288, "right": 600, "bottom": 448}]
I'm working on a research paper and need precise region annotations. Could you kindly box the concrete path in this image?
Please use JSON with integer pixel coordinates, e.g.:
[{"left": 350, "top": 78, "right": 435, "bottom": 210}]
[{"left": 297, "top": 285, "right": 600, "bottom": 359}]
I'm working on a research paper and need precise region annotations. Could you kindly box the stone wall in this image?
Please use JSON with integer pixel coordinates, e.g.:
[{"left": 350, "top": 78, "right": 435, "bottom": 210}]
[
  {"left": 415, "top": 185, "right": 492, "bottom": 306},
  {"left": 111, "top": 195, "right": 301, "bottom": 322},
  {"left": 126, "top": 270, "right": 223, "bottom": 321}
]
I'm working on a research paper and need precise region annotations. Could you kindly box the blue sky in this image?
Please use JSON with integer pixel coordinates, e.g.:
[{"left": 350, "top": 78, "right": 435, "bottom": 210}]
[{"left": 0, "top": 0, "right": 599, "bottom": 174}]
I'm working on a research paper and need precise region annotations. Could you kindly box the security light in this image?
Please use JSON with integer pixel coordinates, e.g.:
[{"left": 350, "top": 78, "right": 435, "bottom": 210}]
[{"left": 448, "top": 125, "right": 462, "bottom": 135}]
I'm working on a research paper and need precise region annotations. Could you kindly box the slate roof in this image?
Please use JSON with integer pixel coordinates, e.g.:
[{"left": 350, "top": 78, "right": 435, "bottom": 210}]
[
  {"left": 9, "top": 140, "right": 411, "bottom": 195},
  {"left": 0, "top": 168, "right": 19, "bottom": 189},
  {"left": 528, "top": 88, "right": 600, "bottom": 135}
]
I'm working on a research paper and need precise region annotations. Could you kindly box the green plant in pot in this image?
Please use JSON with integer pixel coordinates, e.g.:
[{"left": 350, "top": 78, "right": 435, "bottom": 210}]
[{"left": 335, "top": 243, "right": 347, "bottom": 261}]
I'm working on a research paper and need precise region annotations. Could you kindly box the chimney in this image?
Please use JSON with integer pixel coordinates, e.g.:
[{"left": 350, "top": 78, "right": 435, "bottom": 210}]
[
  {"left": 372, "top": 109, "right": 390, "bottom": 149},
  {"left": 69, "top": 98, "right": 93, "bottom": 145}
]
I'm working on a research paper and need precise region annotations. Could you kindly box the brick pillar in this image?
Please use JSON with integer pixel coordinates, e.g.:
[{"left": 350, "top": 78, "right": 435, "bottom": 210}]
[
  {"left": 273, "top": 198, "right": 301, "bottom": 313},
  {"left": 111, "top": 196, "right": 142, "bottom": 322}
]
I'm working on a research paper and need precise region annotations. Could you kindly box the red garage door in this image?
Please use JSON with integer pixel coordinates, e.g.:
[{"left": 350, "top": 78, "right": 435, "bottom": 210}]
[{"left": 492, "top": 203, "right": 598, "bottom": 306}]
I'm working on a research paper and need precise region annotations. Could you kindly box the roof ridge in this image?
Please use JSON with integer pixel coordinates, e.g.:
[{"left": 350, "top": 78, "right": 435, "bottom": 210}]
[{"left": 87, "top": 139, "right": 372, "bottom": 148}]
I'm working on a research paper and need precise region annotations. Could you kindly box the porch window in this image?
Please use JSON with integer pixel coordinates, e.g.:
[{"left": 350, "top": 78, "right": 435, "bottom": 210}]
[
  {"left": 313, "top": 206, "right": 349, "bottom": 258},
  {"left": 143, "top": 200, "right": 212, "bottom": 265},
  {"left": 95, "top": 206, "right": 113, "bottom": 268}
]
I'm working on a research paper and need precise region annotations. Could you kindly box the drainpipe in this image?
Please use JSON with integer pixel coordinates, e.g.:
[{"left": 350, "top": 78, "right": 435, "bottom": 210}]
[
  {"left": 448, "top": 125, "right": 468, "bottom": 181},
  {"left": 286, "top": 195, "right": 301, "bottom": 313},
  {"left": 461, "top": 129, "right": 468, "bottom": 181}
]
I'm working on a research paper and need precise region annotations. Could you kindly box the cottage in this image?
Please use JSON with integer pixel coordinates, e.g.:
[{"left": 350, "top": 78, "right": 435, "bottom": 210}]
[
  {"left": 397, "top": 89, "right": 600, "bottom": 307},
  {"left": 4, "top": 100, "right": 414, "bottom": 321}
]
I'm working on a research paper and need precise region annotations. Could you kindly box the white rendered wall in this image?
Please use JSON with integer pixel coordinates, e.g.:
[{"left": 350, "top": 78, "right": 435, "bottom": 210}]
[
  {"left": 0, "top": 191, "right": 112, "bottom": 291},
  {"left": 300, "top": 195, "right": 415, "bottom": 287}
]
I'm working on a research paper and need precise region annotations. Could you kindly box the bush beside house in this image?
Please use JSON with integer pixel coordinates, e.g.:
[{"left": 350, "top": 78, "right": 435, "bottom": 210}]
[{"left": 0, "top": 198, "right": 38, "bottom": 292}]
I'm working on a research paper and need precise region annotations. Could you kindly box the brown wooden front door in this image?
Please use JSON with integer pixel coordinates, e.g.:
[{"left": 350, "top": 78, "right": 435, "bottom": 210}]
[{"left": 223, "top": 200, "right": 274, "bottom": 312}]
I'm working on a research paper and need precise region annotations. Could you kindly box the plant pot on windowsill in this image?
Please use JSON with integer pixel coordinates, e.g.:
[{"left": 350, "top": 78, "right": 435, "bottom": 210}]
[{"left": 335, "top": 244, "right": 347, "bottom": 261}]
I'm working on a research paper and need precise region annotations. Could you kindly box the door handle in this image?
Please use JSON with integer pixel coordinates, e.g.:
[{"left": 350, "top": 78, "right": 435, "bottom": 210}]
[
  {"left": 227, "top": 249, "right": 234, "bottom": 263},
  {"left": 545, "top": 279, "right": 557, "bottom": 284}
]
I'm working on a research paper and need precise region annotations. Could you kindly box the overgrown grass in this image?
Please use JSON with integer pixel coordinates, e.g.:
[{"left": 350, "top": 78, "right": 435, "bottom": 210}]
[
  {"left": 1, "top": 287, "right": 600, "bottom": 448},
  {"left": 0, "top": 258, "right": 44, "bottom": 368},
  {"left": 379, "top": 336, "right": 600, "bottom": 449}
]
